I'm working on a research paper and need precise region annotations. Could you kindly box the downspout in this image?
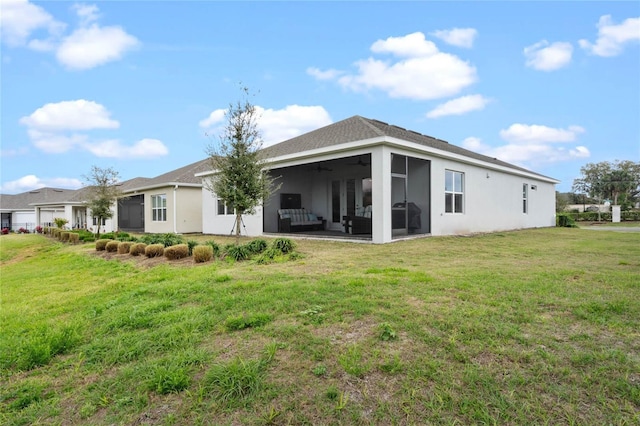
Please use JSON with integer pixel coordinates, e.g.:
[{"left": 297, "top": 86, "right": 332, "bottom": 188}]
[{"left": 173, "top": 185, "right": 178, "bottom": 234}]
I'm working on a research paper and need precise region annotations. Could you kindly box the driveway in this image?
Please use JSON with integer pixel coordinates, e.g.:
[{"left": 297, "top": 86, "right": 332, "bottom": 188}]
[{"left": 580, "top": 226, "right": 640, "bottom": 233}]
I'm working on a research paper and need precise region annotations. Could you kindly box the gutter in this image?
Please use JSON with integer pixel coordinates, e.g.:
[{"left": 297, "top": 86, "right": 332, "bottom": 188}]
[{"left": 173, "top": 185, "right": 178, "bottom": 234}]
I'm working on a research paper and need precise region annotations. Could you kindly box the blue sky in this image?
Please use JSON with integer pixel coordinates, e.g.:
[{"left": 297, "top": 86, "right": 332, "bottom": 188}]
[{"left": 1, "top": 1, "right": 638, "bottom": 194}]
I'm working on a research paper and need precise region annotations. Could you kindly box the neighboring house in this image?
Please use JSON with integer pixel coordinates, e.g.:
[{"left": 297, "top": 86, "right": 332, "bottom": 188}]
[
  {"left": 0, "top": 187, "right": 116, "bottom": 233},
  {"left": 116, "top": 159, "right": 210, "bottom": 234},
  {"left": 199, "top": 115, "right": 558, "bottom": 243}
]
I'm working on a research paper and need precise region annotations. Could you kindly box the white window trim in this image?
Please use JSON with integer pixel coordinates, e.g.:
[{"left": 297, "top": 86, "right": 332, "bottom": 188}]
[
  {"left": 445, "top": 170, "right": 464, "bottom": 214},
  {"left": 152, "top": 194, "right": 167, "bottom": 222},
  {"left": 217, "top": 199, "right": 235, "bottom": 216},
  {"left": 523, "top": 184, "right": 528, "bottom": 214}
]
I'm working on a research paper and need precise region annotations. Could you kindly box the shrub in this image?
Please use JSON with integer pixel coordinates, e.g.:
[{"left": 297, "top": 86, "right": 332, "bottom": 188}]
[
  {"left": 101, "top": 232, "right": 135, "bottom": 242},
  {"left": 145, "top": 244, "right": 165, "bottom": 258},
  {"left": 205, "top": 240, "right": 220, "bottom": 257},
  {"left": 60, "top": 232, "right": 70, "bottom": 242},
  {"left": 165, "top": 244, "right": 189, "bottom": 260},
  {"left": 225, "top": 244, "right": 251, "bottom": 261},
  {"left": 246, "top": 239, "right": 268, "bottom": 254},
  {"left": 117, "top": 242, "right": 133, "bottom": 254},
  {"left": 95, "top": 239, "right": 112, "bottom": 251},
  {"left": 186, "top": 240, "right": 198, "bottom": 256},
  {"left": 556, "top": 214, "right": 577, "bottom": 228},
  {"left": 105, "top": 241, "right": 119, "bottom": 253},
  {"left": 139, "top": 233, "right": 184, "bottom": 247},
  {"left": 18, "top": 227, "right": 29, "bottom": 234},
  {"left": 75, "top": 230, "right": 95, "bottom": 242},
  {"left": 193, "top": 245, "right": 213, "bottom": 263},
  {"left": 52, "top": 228, "right": 61, "bottom": 238},
  {"left": 129, "top": 243, "right": 147, "bottom": 256},
  {"left": 272, "top": 238, "right": 295, "bottom": 254},
  {"left": 53, "top": 218, "right": 68, "bottom": 229},
  {"left": 2, "top": 228, "right": 10, "bottom": 235},
  {"left": 68, "top": 233, "right": 80, "bottom": 244},
  {"left": 35, "top": 226, "right": 43, "bottom": 234},
  {"left": 255, "top": 248, "right": 281, "bottom": 265}
]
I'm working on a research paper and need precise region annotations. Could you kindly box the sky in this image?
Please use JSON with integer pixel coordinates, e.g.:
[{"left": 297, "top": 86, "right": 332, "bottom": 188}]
[{"left": 1, "top": 1, "right": 639, "bottom": 194}]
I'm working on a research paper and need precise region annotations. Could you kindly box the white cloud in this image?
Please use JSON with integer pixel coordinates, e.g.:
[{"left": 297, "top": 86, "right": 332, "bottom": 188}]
[
  {"left": 20, "top": 99, "right": 120, "bottom": 131},
  {"left": 370, "top": 32, "right": 439, "bottom": 57},
  {"left": 57, "top": 24, "right": 139, "bottom": 70},
  {"left": 0, "top": 0, "right": 65, "bottom": 47},
  {"left": 426, "top": 94, "right": 491, "bottom": 118},
  {"left": 461, "top": 124, "right": 590, "bottom": 166},
  {"left": 431, "top": 28, "right": 478, "bottom": 48},
  {"left": 27, "top": 130, "right": 88, "bottom": 153},
  {"left": 579, "top": 15, "right": 640, "bottom": 57},
  {"left": 309, "top": 32, "right": 477, "bottom": 101},
  {"left": 19, "top": 99, "right": 167, "bottom": 157},
  {"left": 0, "top": 174, "right": 82, "bottom": 193},
  {"left": 199, "top": 109, "right": 226, "bottom": 129},
  {"left": 200, "top": 104, "right": 333, "bottom": 146},
  {"left": 72, "top": 3, "right": 100, "bottom": 27},
  {"left": 1, "top": 1, "right": 139, "bottom": 70},
  {"left": 306, "top": 67, "right": 344, "bottom": 80},
  {"left": 500, "top": 123, "right": 585, "bottom": 144},
  {"left": 84, "top": 138, "right": 169, "bottom": 158},
  {"left": 524, "top": 40, "right": 573, "bottom": 71}
]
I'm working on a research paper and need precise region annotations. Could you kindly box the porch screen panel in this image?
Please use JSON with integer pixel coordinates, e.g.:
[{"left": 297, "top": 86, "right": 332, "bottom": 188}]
[{"left": 331, "top": 180, "right": 341, "bottom": 223}]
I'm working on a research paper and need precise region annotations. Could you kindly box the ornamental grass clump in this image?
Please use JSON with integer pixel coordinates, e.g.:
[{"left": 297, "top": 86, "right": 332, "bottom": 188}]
[
  {"left": 246, "top": 239, "right": 268, "bottom": 254},
  {"left": 272, "top": 238, "right": 295, "bottom": 254},
  {"left": 193, "top": 245, "right": 213, "bottom": 263},
  {"left": 205, "top": 240, "right": 220, "bottom": 258},
  {"left": 95, "top": 239, "right": 112, "bottom": 251},
  {"left": 117, "top": 242, "right": 133, "bottom": 254},
  {"left": 60, "top": 232, "right": 70, "bottom": 242},
  {"left": 164, "top": 244, "right": 189, "bottom": 260},
  {"left": 68, "top": 233, "right": 80, "bottom": 244},
  {"left": 145, "top": 244, "right": 165, "bottom": 258},
  {"left": 105, "top": 241, "right": 119, "bottom": 253},
  {"left": 129, "top": 243, "right": 147, "bottom": 256}
]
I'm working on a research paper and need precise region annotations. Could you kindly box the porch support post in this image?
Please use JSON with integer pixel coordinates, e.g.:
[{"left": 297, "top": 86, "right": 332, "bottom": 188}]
[{"left": 371, "top": 145, "right": 391, "bottom": 243}]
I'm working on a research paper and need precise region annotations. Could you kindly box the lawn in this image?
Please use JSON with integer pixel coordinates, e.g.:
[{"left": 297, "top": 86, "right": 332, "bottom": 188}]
[{"left": 1, "top": 229, "right": 638, "bottom": 425}]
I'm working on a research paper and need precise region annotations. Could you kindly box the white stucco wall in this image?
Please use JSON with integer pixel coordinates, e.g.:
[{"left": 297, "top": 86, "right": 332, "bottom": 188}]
[
  {"left": 201, "top": 188, "right": 263, "bottom": 236},
  {"left": 429, "top": 158, "right": 555, "bottom": 236}
]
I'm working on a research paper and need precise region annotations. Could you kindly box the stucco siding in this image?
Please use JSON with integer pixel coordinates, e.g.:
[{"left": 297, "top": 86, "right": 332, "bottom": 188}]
[
  {"left": 175, "top": 187, "right": 203, "bottom": 234},
  {"left": 201, "top": 188, "right": 263, "bottom": 236},
  {"left": 430, "top": 158, "right": 555, "bottom": 236}
]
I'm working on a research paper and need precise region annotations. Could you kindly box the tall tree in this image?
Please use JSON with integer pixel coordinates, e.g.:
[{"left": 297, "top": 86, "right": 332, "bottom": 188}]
[
  {"left": 84, "top": 166, "right": 122, "bottom": 238},
  {"left": 573, "top": 160, "right": 640, "bottom": 211},
  {"left": 205, "top": 88, "right": 279, "bottom": 245}
]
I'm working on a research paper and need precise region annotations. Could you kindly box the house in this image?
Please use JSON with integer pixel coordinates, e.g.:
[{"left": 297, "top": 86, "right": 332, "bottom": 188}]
[
  {"left": 199, "top": 115, "right": 558, "bottom": 243},
  {"left": 116, "top": 159, "right": 210, "bottom": 234},
  {"left": 0, "top": 187, "right": 117, "bottom": 233}
]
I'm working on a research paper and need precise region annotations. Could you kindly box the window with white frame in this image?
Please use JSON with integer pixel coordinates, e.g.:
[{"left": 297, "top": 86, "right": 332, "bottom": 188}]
[
  {"left": 523, "top": 184, "right": 528, "bottom": 214},
  {"left": 217, "top": 199, "right": 235, "bottom": 215},
  {"left": 151, "top": 194, "right": 167, "bottom": 221},
  {"left": 92, "top": 217, "right": 106, "bottom": 226},
  {"left": 445, "top": 170, "right": 464, "bottom": 213}
]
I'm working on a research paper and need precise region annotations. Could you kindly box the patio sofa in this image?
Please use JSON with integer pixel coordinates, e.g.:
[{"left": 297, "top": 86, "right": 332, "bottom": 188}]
[{"left": 277, "top": 209, "right": 324, "bottom": 232}]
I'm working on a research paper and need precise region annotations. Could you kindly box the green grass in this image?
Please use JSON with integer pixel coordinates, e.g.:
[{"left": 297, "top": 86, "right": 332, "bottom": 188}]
[{"left": 1, "top": 229, "right": 639, "bottom": 425}]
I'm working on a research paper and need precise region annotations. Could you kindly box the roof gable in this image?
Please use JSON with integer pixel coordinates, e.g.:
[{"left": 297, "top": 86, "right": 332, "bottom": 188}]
[{"left": 260, "top": 115, "right": 554, "bottom": 180}]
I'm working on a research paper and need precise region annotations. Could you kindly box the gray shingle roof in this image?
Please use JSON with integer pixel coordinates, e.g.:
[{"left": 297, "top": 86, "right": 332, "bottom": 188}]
[
  {"left": 261, "top": 115, "right": 554, "bottom": 179},
  {"left": 0, "top": 187, "right": 82, "bottom": 209},
  {"left": 122, "top": 159, "right": 210, "bottom": 191}
]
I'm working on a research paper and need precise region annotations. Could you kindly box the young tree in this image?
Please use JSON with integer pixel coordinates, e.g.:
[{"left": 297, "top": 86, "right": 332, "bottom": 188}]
[
  {"left": 84, "top": 166, "right": 122, "bottom": 238},
  {"left": 205, "top": 88, "right": 279, "bottom": 245}
]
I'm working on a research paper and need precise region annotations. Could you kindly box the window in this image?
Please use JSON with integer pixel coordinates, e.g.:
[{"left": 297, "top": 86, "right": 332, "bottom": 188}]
[
  {"left": 217, "top": 199, "right": 234, "bottom": 215},
  {"left": 152, "top": 194, "right": 167, "bottom": 221},
  {"left": 445, "top": 170, "right": 464, "bottom": 213},
  {"left": 523, "top": 184, "right": 528, "bottom": 214},
  {"left": 92, "top": 217, "right": 106, "bottom": 226}
]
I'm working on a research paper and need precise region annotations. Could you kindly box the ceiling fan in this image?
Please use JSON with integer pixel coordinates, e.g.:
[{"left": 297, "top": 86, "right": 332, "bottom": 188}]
[
  {"left": 308, "top": 165, "right": 333, "bottom": 172},
  {"left": 348, "top": 156, "right": 370, "bottom": 167}
]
